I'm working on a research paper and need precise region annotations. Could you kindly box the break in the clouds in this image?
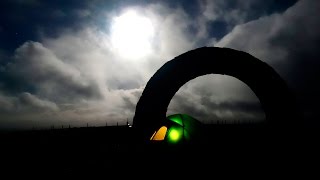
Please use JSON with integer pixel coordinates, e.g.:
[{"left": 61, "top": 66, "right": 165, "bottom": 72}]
[{"left": 0, "top": 0, "right": 319, "bottom": 129}]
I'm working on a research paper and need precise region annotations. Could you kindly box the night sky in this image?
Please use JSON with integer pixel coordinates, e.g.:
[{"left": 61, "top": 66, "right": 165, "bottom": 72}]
[{"left": 0, "top": 0, "right": 319, "bottom": 130}]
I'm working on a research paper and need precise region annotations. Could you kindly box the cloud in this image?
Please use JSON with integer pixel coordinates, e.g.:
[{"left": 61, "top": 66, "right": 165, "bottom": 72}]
[
  {"left": 73, "top": 9, "right": 91, "bottom": 18},
  {"left": 167, "top": 75, "right": 265, "bottom": 123},
  {"left": 5, "top": 41, "right": 102, "bottom": 102},
  {"left": 197, "top": 0, "right": 298, "bottom": 41},
  {"left": 18, "top": 92, "right": 59, "bottom": 112},
  {"left": 199, "top": 0, "right": 272, "bottom": 30},
  {"left": 216, "top": 0, "right": 320, "bottom": 124},
  {"left": 0, "top": 91, "right": 59, "bottom": 129},
  {"left": 0, "top": 93, "right": 15, "bottom": 113},
  {"left": 0, "top": 92, "right": 58, "bottom": 113},
  {"left": 216, "top": 0, "right": 320, "bottom": 70}
]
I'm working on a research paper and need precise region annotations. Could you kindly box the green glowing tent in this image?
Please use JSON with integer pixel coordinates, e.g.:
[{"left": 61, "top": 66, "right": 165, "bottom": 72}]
[{"left": 150, "top": 114, "right": 203, "bottom": 144}]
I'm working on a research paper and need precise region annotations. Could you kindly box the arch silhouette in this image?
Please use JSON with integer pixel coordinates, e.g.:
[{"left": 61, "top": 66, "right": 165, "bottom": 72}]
[{"left": 133, "top": 47, "right": 299, "bottom": 141}]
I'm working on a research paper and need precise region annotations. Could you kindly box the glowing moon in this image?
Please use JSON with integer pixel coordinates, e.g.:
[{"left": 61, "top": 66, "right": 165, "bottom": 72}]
[{"left": 111, "top": 10, "right": 154, "bottom": 59}]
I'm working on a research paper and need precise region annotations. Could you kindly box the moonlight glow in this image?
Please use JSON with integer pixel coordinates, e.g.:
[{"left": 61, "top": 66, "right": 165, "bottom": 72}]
[{"left": 111, "top": 10, "right": 154, "bottom": 59}]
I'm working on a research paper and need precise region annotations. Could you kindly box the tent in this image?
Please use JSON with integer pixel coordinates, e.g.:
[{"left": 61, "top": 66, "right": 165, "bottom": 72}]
[{"left": 150, "top": 114, "right": 203, "bottom": 144}]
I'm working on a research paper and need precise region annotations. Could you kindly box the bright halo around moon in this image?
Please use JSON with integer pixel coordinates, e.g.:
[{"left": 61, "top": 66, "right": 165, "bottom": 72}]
[{"left": 111, "top": 10, "right": 154, "bottom": 59}]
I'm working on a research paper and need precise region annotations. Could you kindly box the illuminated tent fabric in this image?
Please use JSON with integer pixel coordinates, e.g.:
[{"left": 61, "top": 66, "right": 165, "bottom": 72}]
[{"left": 150, "top": 114, "right": 203, "bottom": 144}]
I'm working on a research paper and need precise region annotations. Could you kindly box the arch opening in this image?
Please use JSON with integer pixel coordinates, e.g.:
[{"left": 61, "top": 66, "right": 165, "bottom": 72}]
[{"left": 166, "top": 74, "right": 266, "bottom": 124}]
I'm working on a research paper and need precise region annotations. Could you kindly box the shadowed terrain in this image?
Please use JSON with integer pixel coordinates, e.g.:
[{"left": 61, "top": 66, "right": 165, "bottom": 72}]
[{"left": 1, "top": 125, "right": 319, "bottom": 176}]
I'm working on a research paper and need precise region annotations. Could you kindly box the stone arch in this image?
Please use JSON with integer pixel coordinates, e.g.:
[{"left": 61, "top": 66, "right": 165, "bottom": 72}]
[{"left": 133, "top": 47, "right": 299, "bottom": 141}]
